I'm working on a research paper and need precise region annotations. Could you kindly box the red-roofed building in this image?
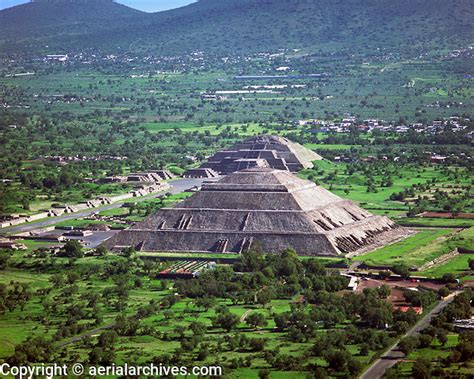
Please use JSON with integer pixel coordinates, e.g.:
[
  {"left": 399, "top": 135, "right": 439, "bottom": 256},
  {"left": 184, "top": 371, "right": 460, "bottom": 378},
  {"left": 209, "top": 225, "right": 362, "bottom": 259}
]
[{"left": 396, "top": 306, "right": 423, "bottom": 315}]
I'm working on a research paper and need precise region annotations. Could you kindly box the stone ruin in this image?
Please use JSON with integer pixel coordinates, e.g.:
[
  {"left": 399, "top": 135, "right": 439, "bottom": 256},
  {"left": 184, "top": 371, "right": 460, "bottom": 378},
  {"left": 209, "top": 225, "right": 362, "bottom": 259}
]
[
  {"left": 183, "top": 168, "right": 219, "bottom": 178},
  {"left": 105, "top": 168, "right": 411, "bottom": 256}
]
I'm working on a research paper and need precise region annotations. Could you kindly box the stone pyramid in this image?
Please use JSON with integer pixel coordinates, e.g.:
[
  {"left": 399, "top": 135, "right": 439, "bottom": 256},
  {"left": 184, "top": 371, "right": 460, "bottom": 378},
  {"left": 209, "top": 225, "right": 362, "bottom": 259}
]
[
  {"left": 105, "top": 168, "right": 410, "bottom": 256},
  {"left": 200, "top": 135, "right": 322, "bottom": 174}
]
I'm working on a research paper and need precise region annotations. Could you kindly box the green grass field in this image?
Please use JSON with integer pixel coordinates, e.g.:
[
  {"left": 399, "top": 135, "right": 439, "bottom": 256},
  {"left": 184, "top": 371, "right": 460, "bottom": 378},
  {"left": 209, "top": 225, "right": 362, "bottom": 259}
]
[
  {"left": 354, "top": 228, "right": 454, "bottom": 268},
  {"left": 398, "top": 218, "right": 474, "bottom": 228},
  {"left": 421, "top": 254, "right": 472, "bottom": 279}
]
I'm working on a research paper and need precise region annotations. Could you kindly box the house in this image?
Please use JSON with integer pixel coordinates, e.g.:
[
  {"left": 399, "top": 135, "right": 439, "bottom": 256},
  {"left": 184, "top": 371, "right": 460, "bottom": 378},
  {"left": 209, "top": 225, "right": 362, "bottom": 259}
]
[
  {"left": 431, "top": 155, "right": 447, "bottom": 164},
  {"left": 65, "top": 230, "right": 93, "bottom": 237},
  {"left": 158, "top": 261, "right": 216, "bottom": 279},
  {"left": 396, "top": 306, "right": 423, "bottom": 315},
  {"left": 33, "top": 234, "right": 66, "bottom": 242},
  {"left": 46, "top": 54, "right": 68, "bottom": 62},
  {"left": 347, "top": 276, "right": 359, "bottom": 291}
]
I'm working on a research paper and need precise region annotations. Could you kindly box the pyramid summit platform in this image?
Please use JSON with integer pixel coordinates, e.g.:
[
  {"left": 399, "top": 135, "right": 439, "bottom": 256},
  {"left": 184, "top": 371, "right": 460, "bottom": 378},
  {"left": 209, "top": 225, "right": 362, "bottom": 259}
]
[{"left": 105, "top": 168, "right": 411, "bottom": 256}]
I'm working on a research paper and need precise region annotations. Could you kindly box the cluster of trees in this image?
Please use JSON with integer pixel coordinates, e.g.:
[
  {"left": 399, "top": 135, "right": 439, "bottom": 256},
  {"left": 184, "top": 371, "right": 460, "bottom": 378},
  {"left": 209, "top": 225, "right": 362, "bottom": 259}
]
[
  {"left": 176, "top": 248, "right": 348, "bottom": 306},
  {"left": 403, "top": 288, "right": 438, "bottom": 308},
  {"left": 171, "top": 248, "right": 432, "bottom": 375},
  {"left": 0, "top": 281, "right": 32, "bottom": 314},
  {"left": 7, "top": 336, "right": 55, "bottom": 365}
]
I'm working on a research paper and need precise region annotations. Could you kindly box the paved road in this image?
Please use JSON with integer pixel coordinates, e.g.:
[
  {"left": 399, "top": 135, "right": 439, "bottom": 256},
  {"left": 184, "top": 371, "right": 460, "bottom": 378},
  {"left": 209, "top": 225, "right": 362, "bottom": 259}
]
[
  {"left": 360, "top": 291, "right": 460, "bottom": 379},
  {"left": 0, "top": 178, "right": 207, "bottom": 235},
  {"left": 57, "top": 323, "right": 115, "bottom": 347}
]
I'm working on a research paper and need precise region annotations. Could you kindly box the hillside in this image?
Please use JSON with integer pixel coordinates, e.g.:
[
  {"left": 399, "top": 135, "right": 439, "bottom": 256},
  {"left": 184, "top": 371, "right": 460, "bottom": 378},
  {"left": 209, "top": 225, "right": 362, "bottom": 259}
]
[
  {"left": 0, "top": 0, "right": 150, "bottom": 53},
  {"left": 0, "top": 0, "right": 472, "bottom": 55}
]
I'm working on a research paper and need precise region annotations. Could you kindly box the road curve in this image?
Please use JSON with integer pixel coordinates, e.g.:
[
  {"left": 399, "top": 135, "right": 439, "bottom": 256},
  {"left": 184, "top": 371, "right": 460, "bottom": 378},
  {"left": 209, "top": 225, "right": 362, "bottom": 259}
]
[
  {"left": 360, "top": 291, "right": 460, "bottom": 379},
  {"left": 57, "top": 323, "right": 115, "bottom": 347}
]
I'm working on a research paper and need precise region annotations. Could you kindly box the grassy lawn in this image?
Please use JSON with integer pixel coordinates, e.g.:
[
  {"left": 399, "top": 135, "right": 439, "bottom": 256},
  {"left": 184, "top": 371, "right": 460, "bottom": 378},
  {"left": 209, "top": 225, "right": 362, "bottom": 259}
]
[
  {"left": 398, "top": 218, "right": 474, "bottom": 228},
  {"left": 419, "top": 227, "right": 474, "bottom": 278},
  {"left": 421, "top": 255, "right": 473, "bottom": 280},
  {"left": 354, "top": 228, "right": 454, "bottom": 267},
  {"left": 137, "top": 251, "right": 241, "bottom": 260}
]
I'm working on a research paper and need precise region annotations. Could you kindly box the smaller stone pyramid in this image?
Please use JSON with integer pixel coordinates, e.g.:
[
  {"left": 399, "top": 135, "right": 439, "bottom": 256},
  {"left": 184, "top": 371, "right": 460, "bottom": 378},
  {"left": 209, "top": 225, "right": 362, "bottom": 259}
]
[{"left": 200, "top": 135, "right": 322, "bottom": 174}]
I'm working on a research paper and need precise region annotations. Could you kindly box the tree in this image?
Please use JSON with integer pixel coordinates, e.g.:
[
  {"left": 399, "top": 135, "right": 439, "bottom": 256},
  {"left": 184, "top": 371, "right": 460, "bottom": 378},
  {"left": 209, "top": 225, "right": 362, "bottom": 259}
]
[
  {"left": 8, "top": 337, "right": 55, "bottom": 365},
  {"left": 469, "top": 258, "right": 474, "bottom": 271},
  {"left": 246, "top": 312, "right": 268, "bottom": 329},
  {"left": 196, "top": 344, "right": 209, "bottom": 361},
  {"left": 438, "top": 286, "right": 450, "bottom": 298},
  {"left": 49, "top": 274, "right": 65, "bottom": 287},
  {"left": 98, "top": 330, "right": 118, "bottom": 349},
  {"left": 89, "top": 347, "right": 104, "bottom": 364},
  {"left": 441, "top": 273, "right": 456, "bottom": 283},
  {"left": 392, "top": 321, "right": 410, "bottom": 335},
  {"left": 189, "top": 321, "right": 207, "bottom": 336},
  {"left": 348, "top": 358, "right": 362, "bottom": 375},
  {"left": 274, "top": 312, "right": 289, "bottom": 330},
  {"left": 310, "top": 367, "right": 327, "bottom": 379},
  {"left": 236, "top": 249, "right": 265, "bottom": 272},
  {"left": 94, "top": 245, "right": 108, "bottom": 256},
  {"left": 365, "top": 306, "right": 393, "bottom": 329},
  {"left": 212, "top": 307, "right": 239, "bottom": 332},
  {"left": 66, "top": 271, "right": 80, "bottom": 284},
  {"left": 359, "top": 343, "right": 370, "bottom": 356},
  {"left": 392, "top": 263, "right": 410, "bottom": 278},
  {"left": 323, "top": 349, "right": 351, "bottom": 372},
  {"left": 63, "top": 240, "right": 83, "bottom": 258},
  {"left": 457, "top": 331, "right": 474, "bottom": 361},
  {"left": 0, "top": 251, "right": 11, "bottom": 270},
  {"left": 436, "top": 328, "right": 448, "bottom": 346},
  {"left": 194, "top": 297, "right": 216, "bottom": 311},
  {"left": 399, "top": 336, "right": 419, "bottom": 355},
  {"left": 412, "top": 358, "right": 431, "bottom": 379},
  {"left": 249, "top": 338, "right": 266, "bottom": 352},
  {"left": 384, "top": 366, "right": 402, "bottom": 379},
  {"left": 256, "top": 287, "right": 274, "bottom": 308},
  {"left": 418, "top": 334, "right": 433, "bottom": 348},
  {"left": 377, "top": 284, "right": 391, "bottom": 299},
  {"left": 122, "top": 246, "right": 135, "bottom": 258}
]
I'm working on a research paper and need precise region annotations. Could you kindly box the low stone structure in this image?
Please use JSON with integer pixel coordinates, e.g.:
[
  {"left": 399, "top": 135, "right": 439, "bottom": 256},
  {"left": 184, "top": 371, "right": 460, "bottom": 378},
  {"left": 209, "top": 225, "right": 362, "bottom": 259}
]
[
  {"left": 105, "top": 168, "right": 410, "bottom": 256},
  {"left": 150, "top": 170, "right": 175, "bottom": 180},
  {"left": 100, "top": 170, "right": 173, "bottom": 184},
  {"left": 183, "top": 168, "right": 219, "bottom": 178},
  {"left": 0, "top": 183, "right": 170, "bottom": 229}
]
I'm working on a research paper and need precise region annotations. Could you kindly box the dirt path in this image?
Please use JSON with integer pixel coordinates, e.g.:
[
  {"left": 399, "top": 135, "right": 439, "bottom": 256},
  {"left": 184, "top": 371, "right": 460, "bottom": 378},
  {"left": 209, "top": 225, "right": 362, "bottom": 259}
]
[{"left": 240, "top": 309, "right": 252, "bottom": 322}]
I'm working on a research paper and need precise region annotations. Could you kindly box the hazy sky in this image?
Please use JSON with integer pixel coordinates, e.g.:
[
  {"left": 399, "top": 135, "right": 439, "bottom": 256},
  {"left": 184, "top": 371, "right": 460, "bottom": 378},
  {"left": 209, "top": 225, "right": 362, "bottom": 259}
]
[{"left": 0, "top": 0, "right": 196, "bottom": 12}]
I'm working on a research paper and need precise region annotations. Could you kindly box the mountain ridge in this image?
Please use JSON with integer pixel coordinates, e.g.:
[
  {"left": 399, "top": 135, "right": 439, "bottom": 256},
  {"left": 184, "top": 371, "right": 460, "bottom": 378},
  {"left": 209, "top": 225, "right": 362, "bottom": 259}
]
[{"left": 0, "top": 0, "right": 472, "bottom": 55}]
